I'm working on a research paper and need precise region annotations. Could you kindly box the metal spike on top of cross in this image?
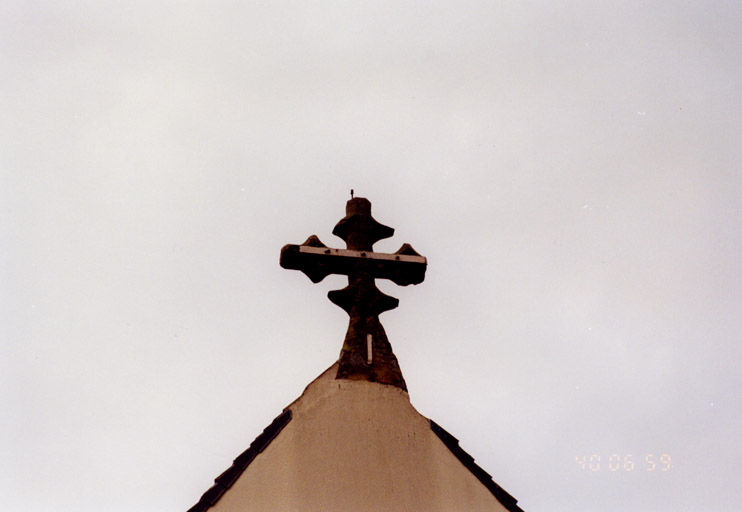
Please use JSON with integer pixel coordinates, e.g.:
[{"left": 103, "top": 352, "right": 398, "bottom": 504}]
[{"left": 280, "top": 197, "right": 427, "bottom": 390}]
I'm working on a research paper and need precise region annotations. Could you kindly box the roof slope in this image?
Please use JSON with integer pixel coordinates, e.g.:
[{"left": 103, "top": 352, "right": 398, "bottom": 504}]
[
  {"left": 430, "top": 420, "right": 524, "bottom": 512},
  {"left": 187, "top": 410, "right": 292, "bottom": 512}
]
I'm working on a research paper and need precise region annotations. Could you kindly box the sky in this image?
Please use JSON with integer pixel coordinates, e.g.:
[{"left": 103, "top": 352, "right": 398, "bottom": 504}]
[{"left": 2, "top": 1, "right": 741, "bottom": 511}]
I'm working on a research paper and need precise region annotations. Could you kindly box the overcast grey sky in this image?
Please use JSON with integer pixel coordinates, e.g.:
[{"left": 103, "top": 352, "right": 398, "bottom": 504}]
[{"left": 2, "top": 1, "right": 741, "bottom": 511}]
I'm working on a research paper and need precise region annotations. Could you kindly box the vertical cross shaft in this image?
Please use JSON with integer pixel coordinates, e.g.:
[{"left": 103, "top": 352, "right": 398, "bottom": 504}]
[{"left": 280, "top": 197, "right": 427, "bottom": 391}]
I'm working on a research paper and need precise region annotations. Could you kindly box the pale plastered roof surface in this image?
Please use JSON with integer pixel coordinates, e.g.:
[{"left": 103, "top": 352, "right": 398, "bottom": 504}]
[{"left": 205, "top": 364, "right": 515, "bottom": 512}]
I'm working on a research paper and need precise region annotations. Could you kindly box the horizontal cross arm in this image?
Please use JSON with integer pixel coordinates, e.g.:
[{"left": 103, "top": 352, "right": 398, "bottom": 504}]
[{"left": 280, "top": 244, "right": 427, "bottom": 286}]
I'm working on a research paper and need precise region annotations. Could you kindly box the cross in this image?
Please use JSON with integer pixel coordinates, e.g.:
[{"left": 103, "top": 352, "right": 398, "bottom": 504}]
[{"left": 280, "top": 197, "right": 426, "bottom": 390}]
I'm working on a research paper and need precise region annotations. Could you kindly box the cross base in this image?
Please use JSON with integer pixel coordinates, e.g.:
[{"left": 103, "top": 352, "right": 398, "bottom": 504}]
[{"left": 337, "top": 314, "right": 407, "bottom": 391}]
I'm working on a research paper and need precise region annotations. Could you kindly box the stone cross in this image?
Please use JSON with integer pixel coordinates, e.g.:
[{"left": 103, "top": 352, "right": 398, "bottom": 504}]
[{"left": 280, "top": 197, "right": 426, "bottom": 390}]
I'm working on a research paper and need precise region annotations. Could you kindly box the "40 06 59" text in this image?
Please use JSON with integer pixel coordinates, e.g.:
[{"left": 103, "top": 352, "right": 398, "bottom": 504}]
[{"left": 575, "top": 454, "right": 671, "bottom": 472}]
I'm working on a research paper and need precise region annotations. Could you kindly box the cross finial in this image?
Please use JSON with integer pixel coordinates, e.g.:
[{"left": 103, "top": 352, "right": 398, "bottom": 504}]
[{"left": 280, "top": 198, "right": 426, "bottom": 390}]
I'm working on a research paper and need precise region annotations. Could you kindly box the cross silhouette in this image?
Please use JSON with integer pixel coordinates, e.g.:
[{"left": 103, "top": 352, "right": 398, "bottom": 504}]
[{"left": 280, "top": 197, "right": 426, "bottom": 390}]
